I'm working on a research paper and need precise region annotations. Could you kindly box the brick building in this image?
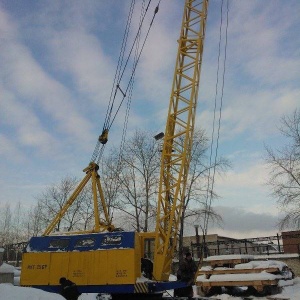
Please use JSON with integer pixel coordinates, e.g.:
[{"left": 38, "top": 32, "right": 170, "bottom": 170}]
[{"left": 282, "top": 230, "right": 300, "bottom": 253}]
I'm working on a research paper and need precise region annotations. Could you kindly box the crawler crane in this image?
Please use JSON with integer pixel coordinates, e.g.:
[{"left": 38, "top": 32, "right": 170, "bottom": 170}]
[{"left": 20, "top": 0, "right": 209, "bottom": 297}]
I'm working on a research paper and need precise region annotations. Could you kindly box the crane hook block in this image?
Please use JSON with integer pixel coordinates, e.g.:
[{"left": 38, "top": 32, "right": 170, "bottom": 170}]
[{"left": 99, "top": 129, "right": 109, "bottom": 144}]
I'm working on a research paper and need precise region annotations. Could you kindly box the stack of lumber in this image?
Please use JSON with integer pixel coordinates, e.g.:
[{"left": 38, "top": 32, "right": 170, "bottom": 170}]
[{"left": 195, "top": 255, "right": 293, "bottom": 297}]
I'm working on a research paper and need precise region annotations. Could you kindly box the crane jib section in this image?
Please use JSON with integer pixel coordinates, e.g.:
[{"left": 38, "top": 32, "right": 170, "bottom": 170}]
[{"left": 154, "top": 0, "right": 209, "bottom": 281}]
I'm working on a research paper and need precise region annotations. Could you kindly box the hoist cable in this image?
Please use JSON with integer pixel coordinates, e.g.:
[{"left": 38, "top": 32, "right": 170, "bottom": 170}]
[
  {"left": 91, "top": 1, "right": 160, "bottom": 163},
  {"left": 103, "top": 0, "right": 136, "bottom": 131},
  {"left": 116, "top": 1, "right": 137, "bottom": 84},
  {"left": 96, "top": 144, "right": 106, "bottom": 165},
  {"left": 91, "top": 141, "right": 101, "bottom": 163},
  {"left": 204, "top": 0, "right": 229, "bottom": 235},
  {"left": 202, "top": 0, "right": 224, "bottom": 230},
  {"left": 117, "top": 1, "right": 146, "bottom": 171},
  {"left": 117, "top": 0, "right": 152, "bottom": 86},
  {"left": 104, "top": 0, "right": 153, "bottom": 129},
  {"left": 91, "top": 1, "right": 135, "bottom": 163},
  {"left": 107, "top": 1, "right": 160, "bottom": 130},
  {"left": 203, "top": 0, "right": 229, "bottom": 236}
]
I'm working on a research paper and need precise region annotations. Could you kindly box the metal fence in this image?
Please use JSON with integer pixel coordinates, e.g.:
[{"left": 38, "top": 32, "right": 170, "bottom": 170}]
[
  {"left": 190, "top": 234, "right": 294, "bottom": 259},
  {"left": 0, "top": 242, "right": 27, "bottom": 267}
]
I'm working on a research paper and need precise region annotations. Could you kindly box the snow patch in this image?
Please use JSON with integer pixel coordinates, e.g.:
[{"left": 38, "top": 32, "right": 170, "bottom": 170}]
[
  {"left": 235, "top": 260, "right": 287, "bottom": 270},
  {"left": 205, "top": 254, "right": 254, "bottom": 261},
  {"left": 0, "top": 263, "right": 15, "bottom": 273},
  {"left": 0, "top": 284, "right": 65, "bottom": 300}
]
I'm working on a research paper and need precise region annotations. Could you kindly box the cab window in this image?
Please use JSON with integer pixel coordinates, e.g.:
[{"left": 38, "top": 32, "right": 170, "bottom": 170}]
[{"left": 49, "top": 239, "right": 70, "bottom": 249}]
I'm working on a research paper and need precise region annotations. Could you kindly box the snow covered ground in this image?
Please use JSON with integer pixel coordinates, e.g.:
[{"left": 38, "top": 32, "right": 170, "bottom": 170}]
[
  {"left": 0, "top": 261, "right": 300, "bottom": 299},
  {"left": 1, "top": 279, "right": 300, "bottom": 299},
  {"left": 1, "top": 281, "right": 300, "bottom": 300}
]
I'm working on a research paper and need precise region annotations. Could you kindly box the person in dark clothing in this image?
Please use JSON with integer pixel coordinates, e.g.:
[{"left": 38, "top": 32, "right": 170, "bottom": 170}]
[
  {"left": 59, "top": 277, "right": 81, "bottom": 300},
  {"left": 174, "top": 252, "right": 198, "bottom": 298},
  {"left": 141, "top": 257, "right": 153, "bottom": 279}
]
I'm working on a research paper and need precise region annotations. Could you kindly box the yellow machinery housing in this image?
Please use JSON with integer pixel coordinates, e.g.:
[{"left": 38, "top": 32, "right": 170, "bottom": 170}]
[{"left": 21, "top": 232, "right": 143, "bottom": 293}]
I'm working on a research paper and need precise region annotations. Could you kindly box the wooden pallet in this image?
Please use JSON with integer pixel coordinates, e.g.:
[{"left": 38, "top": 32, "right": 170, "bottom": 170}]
[
  {"left": 266, "top": 297, "right": 290, "bottom": 300},
  {"left": 199, "top": 267, "right": 279, "bottom": 277},
  {"left": 207, "top": 257, "right": 252, "bottom": 267},
  {"left": 196, "top": 279, "right": 279, "bottom": 288},
  {"left": 196, "top": 279, "right": 280, "bottom": 297},
  {"left": 196, "top": 256, "right": 286, "bottom": 297},
  {"left": 242, "top": 297, "right": 290, "bottom": 300}
]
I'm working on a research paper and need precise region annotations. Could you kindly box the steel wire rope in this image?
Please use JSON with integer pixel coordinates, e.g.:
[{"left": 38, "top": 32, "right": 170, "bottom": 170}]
[
  {"left": 103, "top": 0, "right": 137, "bottom": 131},
  {"left": 115, "top": 1, "right": 146, "bottom": 171},
  {"left": 92, "top": 1, "right": 160, "bottom": 163},
  {"left": 103, "top": 0, "right": 135, "bottom": 130},
  {"left": 194, "top": 0, "right": 229, "bottom": 280},
  {"left": 106, "top": 0, "right": 162, "bottom": 278},
  {"left": 203, "top": 0, "right": 229, "bottom": 242},
  {"left": 103, "top": 0, "right": 153, "bottom": 130},
  {"left": 96, "top": 89, "right": 139, "bottom": 211},
  {"left": 106, "top": 1, "right": 161, "bottom": 131},
  {"left": 91, "top": 1, "right": 135, "bottom": 163},
  {"left": 204, "top": 0, "right": 229, "bottom": 236},
  {"left": 202, "top": 0, "right": 224, "bottom": 237}
]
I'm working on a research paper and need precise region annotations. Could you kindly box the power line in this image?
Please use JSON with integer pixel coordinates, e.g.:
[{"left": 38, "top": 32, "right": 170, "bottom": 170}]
[{"left": 203, "top": 0, "right": 229, "bottom": 236}]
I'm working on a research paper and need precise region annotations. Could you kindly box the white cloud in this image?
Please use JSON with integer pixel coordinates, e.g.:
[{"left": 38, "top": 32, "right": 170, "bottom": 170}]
[
  {"left": 0, "top": 6, "right": 18, "bottom": 38},
  {"left": 0, "top": 7, "right": 94, "bottom": 151},
  {"left": 0, "top": 86, "right": 58, "bottom": 155},
  {"left": 0, "top": 134, "right": 24, "bottom": 162},
  {"left": 47, "top": 29, "right": 114, "bottom": 104},
  {"left": 184, "top": 205, "right": 280, "bottom": 239},
  {"left": 210, "top": 205, "right": 280, "bottom": 238},
  {"left": 213, "top": 158, "right": 277, "bottom": 214},
  {"left": 197, "top": 1, "right": 300, "bottom": 142},
  {"left": 128, "top": 1, "right": 182, "bottom": 109},
  {"left": 217, "top": 161, "right": 268, "bottom": 188},
  {"left": 198, "top": 84, "right": 300, "bottom": 143}
]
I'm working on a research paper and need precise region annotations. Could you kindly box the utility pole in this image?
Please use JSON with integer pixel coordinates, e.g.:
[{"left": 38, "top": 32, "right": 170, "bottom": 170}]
[{"left": 194, "top": 225, "right": 201, "bottom": 258}]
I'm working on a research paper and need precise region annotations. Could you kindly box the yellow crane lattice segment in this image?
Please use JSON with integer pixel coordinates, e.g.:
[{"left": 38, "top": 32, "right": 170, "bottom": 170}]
[
  {"left": 43, "top": 162, "right": 114, "bottom": 236},
  {"left": 153, "top": 0, "right": 209, "bottom": 281}
]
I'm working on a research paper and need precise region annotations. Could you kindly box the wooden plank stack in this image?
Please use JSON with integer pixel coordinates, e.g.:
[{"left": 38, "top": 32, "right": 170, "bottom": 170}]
[{"left": 195, "top": 255, "right": 293, "bottom": 297}]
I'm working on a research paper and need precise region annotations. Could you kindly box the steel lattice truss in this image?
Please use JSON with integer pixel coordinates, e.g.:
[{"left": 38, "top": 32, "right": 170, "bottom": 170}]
[{"left": 153, "top": 0, "right": 209, "bottom": 281}]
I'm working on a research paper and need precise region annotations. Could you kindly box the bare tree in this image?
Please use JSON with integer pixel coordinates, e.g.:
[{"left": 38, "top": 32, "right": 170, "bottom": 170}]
[
  {"left": 25, "top": 203, "right": 44, "bottom": 237},
  {"left": 100, "top": 152, "right": 122, "bottom": 222},
  {"left": 35, "top": 176, "right": 94, "bottom": 233},
  {"left": 178, "top": 129, "right": 230, "bottom": 257},
  {"left": 265, "top": 109, "right": 300, "bottom": 229},
  {"left": 0, "top": 202, "right": 36, "bottom": 243},
  {"left": 113, "top": 130, "right": 160, "bottom": 232},
  {"left": 75, "top": 184, "right": 95, "bottom": 231},
  {"left": 0, "top": 203, "right": 12, "bottom": 246},
  {"left": 12, "top": 201, "right": 22, "bottom": 243},
  {"left": 107, "top": 128, "right": 228, "bottom": 250}
]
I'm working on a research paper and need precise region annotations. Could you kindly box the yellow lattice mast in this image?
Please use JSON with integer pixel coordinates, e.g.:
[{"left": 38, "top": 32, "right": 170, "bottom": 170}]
[{"left": 153, "top": 0, "right": 209, "bottom": 281}]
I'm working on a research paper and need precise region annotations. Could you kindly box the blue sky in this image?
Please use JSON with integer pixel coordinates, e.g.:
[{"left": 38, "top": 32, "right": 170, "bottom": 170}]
[{"left": 0, "top": 0, "right": 299, "bottom": 238}]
